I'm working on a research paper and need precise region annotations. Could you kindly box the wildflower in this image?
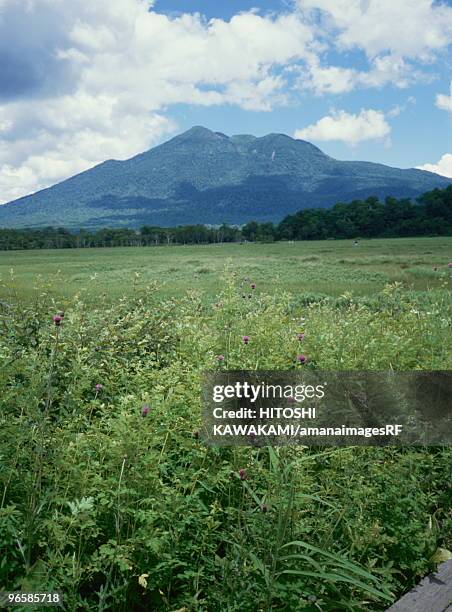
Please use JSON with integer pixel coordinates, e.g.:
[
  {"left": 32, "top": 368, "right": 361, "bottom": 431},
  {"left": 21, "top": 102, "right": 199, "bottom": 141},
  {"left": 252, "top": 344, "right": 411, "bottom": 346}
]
[
  {"left": 141, "top": 405, "right": 150, "bottom": 417},
  {"left": 242, "top": 335, "right": 250, "bottom": 345},
  {"left": 58, "top": 310, "right": 65, "bottom": 318},
  {"left": 193, "top": 430, "right": 200, "bottom": 439},
  {"left": 217, "top": 354, "right": 225, "bottom": 362},
  {"left": 251, "top": 283, "right": 256, "bottom": 289},
  {"left": 433, "top": 267, "right": 438, "bottom": 271},
  {"left": 296, "top": 354, "right": 307, "bottom": 364},
  {"left": 53, "top": 314, "right": 62, "bottom": 326},
  {"left": 239, "top": 468, "right": 247, "bottom": 480},
  {"left": 138, "top": 574, "right": 149, "bottom": 589},
  {"left": 95, "top": 383, "right": 103, "bottom": 391},
  {"left": 287, "top": 395, "right": 296, "bottom": 403},
  {"left": 297, "top": 332, "right": 305, "bottom": 341},
  {"left": 448, "top": 262, "right": 452, "bottom": 268},
  {"left": 261, "top": 504, "right": 268, "bottom": 513}
]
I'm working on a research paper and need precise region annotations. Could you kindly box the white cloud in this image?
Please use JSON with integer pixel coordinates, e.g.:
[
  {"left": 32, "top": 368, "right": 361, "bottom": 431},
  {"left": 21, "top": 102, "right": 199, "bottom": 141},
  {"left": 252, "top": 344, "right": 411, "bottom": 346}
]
[
  {"left": 300, "top": 55, "right": 424, "bottom": 95},
  {"left": 0, "top": 1, "right": 314, "bottom": 203},
  {"left": 417, "top": 154, "right": 452, "bottom": 178},
  {"left": 435, "top": 82, "right": 452, "bottom": 113},
  {"left": 387, "top": 96, "right": 416, "bottom": 118},
  {"left": 301, "top": 64, "right": 357, "bottom": 94},
  {"left": 297, "top": 0, "right": 452, "bottom": 60},
  {"left": 296, "top": 0, "right": 451, "bottom": 99},
  {"left": 294, "top": 108, "right": 391, "bottom": 145}
]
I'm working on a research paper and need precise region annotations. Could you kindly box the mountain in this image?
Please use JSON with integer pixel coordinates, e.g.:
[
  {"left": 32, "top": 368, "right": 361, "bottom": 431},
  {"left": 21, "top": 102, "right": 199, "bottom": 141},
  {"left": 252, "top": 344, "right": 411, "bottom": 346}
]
[{"left": 0, "top": 126, "right": 450, "bottom": 228}]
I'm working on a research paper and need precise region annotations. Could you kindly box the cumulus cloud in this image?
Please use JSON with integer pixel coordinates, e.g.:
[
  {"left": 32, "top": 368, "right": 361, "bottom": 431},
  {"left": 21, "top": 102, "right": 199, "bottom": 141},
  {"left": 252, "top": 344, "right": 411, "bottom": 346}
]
[
  {"left": 294, "top": 109, "right": 391, "bottom": 145},
  {"left": 0, "top": 1, "right": 78, "bottom": 101},
  {"left": 297, "top": 0, "right": 452, "bottom": 60},
  {"left": 0, "top": 0, "right": 314, "bottom": 203},
  {"left": 300, "top": 56, "right": 424, "bottom": 95},
  {"left": 296, "top": 0, "right": 451, "bottom": 98},
  {"left": 416, "top": 154, "right": 452, "bottom": 178},
  {"left": 436, "top": 83, "right": 452, "bottom": 113}
]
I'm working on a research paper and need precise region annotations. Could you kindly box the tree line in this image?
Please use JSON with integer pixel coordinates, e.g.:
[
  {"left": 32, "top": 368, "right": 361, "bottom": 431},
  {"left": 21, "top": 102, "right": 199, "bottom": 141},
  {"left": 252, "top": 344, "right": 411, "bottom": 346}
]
[{"left": 0, "top": 185, "right": 450, "bottom": 250}]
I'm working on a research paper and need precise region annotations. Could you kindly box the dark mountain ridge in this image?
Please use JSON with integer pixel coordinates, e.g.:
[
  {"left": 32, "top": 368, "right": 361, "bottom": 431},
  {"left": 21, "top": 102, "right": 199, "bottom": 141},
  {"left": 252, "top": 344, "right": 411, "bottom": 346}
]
[{"left": 0, "top": 126, "right": 450, "bottom": 228}]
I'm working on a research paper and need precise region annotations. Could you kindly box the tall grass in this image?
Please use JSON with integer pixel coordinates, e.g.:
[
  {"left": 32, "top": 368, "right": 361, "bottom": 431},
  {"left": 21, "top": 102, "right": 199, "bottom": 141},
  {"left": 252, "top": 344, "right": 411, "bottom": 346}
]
[{"left": 0, "top": 262, "right": 451, "bottom": 610}]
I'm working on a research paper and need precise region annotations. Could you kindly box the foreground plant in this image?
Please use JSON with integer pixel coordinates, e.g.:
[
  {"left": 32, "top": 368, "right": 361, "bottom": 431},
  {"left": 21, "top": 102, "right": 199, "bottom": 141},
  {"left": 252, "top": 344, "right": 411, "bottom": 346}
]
[{"left": 0, "top": 269, "right": 450, "bottom": 610}]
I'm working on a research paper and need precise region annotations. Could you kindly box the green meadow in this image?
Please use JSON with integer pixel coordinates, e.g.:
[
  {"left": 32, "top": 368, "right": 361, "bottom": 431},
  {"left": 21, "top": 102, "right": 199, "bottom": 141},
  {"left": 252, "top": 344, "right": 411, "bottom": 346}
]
[
  {"left": 1, "top": 236, "right": 451, "bottom": 611},
  {"left": 0, "top": 236, "right": 451, "bottom": 302}
]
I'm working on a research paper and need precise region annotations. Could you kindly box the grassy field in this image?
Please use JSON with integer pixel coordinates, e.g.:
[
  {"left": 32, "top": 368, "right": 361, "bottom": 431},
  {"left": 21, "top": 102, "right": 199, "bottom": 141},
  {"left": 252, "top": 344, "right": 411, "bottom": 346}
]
[
  {"left": 1, "top": 237, "right": 451, "bottom": 611},
  {"left": 1, "top": 236, "right": 451, "bottom": 302}
]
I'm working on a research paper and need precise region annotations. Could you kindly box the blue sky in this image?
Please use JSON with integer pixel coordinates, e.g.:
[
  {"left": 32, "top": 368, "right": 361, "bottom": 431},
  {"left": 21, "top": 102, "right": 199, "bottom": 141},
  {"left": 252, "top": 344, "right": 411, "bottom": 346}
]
[{"left": 0, "top": 0, "right": 451, "bottom": 203}]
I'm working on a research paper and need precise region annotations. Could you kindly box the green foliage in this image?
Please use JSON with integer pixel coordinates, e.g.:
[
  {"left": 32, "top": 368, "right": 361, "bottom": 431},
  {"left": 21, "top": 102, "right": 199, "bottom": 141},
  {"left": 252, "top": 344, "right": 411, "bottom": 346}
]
[
  {"left": 278, "top": 187, "right": 452, "bottom": 240},
  {"left": 0, "top": 243, "right": 451, "bottom": 611}
]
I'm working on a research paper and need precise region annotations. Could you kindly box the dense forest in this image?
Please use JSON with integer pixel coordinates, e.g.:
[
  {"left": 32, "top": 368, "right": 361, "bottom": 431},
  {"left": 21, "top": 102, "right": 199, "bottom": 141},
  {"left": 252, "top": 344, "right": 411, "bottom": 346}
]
[{"left": 0, "top": 186, "right": 450, "bottom": 250}]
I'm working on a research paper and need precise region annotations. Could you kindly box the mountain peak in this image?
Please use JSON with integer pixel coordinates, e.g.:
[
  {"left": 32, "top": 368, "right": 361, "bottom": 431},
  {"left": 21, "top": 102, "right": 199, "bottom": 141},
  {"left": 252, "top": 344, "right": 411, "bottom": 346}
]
[
  {"left": 175, "top": 126, "right": 220, "bottom": 141},
  {"left": 186, "top": 125, "right": 214, "bottom": 135},
  {"left": 263, "top": 132, "right": 293, "bottom": 140}
]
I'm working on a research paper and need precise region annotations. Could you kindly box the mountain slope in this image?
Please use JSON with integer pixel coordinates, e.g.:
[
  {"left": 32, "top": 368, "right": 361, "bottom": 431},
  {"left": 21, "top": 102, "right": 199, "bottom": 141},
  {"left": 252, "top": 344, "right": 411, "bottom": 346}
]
[{"left": 0, "top": 126, "right": 450, "bottom": 228}]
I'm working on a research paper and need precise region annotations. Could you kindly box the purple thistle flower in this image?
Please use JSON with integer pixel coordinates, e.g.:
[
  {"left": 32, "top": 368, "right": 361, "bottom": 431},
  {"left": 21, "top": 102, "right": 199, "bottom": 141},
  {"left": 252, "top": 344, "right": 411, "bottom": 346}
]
[
  {"left": 217, "top": 354, "right": 225, "bottom": 362},
  {"left": 141, "top": 405, "right": 150, "bottom": 417},
  {"left": 261, "top": 504, "right": 268, "bottom": 513},
  {"left": 287, "top": 395, "right": 296, "bottom": 403},
  {"left": 296, "top": 354, "right": 307, "bottom": 364},
  {"left": 448, "top": 262, "right": 452, "bottom": 268},
  {"left": 53, "top": 314, "right": 62, "bottom": 326},
  {"left": 95, "top": 383, "right": 103, "bottom": 391},
  {"left": 193, "top": 430, "right": 200, "bottom": 439},
  {"left": 251, "top": 283, "right": 256, "bottom": 289},
  {"left": 242, "top": 335, "right": 250, "bottom": 345},
  {"left": 297, "top": 332, "right": 305, "bottom": 341},
  {"left": 239, "top": 468, "right": 247, "bottom": 481}
]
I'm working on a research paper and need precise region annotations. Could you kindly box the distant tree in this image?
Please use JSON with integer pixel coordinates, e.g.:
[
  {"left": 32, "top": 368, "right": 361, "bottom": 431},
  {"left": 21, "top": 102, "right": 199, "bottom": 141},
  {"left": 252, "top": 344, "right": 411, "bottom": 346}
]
[{"left": 242, "top": 221, "right": 259, "bottom": 241}]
